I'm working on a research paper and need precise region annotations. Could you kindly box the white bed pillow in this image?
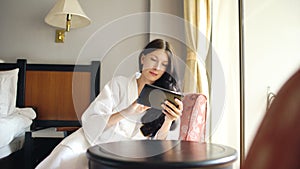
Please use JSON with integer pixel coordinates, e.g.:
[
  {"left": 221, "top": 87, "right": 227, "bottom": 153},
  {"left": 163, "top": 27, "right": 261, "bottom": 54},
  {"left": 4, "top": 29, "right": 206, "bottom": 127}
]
[{"left": 0, "top": 68, "right": 19, "bottom": 117}]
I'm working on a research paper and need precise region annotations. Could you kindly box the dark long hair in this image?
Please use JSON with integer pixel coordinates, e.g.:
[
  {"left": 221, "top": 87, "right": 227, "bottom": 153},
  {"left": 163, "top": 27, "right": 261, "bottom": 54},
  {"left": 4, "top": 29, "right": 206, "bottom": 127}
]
[{"left": 139, "top": 39, "right": 180, "bottom": 137}]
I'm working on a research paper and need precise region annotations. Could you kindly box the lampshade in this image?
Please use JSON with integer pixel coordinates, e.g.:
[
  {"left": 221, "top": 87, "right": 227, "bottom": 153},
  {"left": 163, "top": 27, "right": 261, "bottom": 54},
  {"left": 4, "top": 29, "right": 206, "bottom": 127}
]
[{"left": 45, "top": 0, "right": 91, "bottom": 29}]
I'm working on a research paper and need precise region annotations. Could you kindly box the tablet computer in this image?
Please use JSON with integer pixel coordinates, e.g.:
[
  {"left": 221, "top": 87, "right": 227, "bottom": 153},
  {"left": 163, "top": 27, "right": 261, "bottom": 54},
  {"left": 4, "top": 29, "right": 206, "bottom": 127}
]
[{"left": 137, "top": 84, "right": 184, "bottom": 110}]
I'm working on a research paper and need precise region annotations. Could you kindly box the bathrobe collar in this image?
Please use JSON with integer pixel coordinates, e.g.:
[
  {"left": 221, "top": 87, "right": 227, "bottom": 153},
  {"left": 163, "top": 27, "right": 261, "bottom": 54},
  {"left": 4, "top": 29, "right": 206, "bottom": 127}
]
[{"left": 127, "top": 72, "right": 139, "bottom": 103}]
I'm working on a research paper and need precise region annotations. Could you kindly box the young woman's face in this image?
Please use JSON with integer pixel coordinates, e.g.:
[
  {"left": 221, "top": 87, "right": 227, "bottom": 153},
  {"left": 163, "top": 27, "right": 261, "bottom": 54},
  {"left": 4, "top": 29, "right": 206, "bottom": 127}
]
[{"left": 141, "top": 49, "right": 169, "bottom": 83}]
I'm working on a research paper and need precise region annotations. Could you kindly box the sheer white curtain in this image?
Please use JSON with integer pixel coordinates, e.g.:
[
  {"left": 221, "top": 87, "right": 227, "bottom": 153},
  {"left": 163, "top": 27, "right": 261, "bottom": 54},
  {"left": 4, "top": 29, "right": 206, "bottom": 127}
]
[{"left": 211, "top": 0, "right": 240, "bottom": 168}]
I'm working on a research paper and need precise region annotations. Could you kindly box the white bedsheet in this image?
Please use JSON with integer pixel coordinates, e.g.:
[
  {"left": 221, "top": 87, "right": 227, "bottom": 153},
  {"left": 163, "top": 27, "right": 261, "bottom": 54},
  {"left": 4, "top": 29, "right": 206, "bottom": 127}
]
[
  {"left": 0, "top": 133, "right": 25, "bottom": 159},
  {"left": 0, "top": 108, "right": 36, "bottom": 149}
]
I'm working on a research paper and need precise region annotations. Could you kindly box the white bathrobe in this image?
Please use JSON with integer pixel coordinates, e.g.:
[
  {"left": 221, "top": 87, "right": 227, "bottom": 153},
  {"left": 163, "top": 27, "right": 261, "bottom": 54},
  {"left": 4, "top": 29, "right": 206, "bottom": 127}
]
[{"left": 36, "top": 73, "right": 180, "bottom": 169}]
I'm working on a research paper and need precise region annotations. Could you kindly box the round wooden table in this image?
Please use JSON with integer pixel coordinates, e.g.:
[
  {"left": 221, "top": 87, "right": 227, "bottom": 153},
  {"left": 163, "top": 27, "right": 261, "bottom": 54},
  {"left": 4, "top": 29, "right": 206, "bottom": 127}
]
[{"left": 87, "top": 140, "right": 237, "bottom": 169}]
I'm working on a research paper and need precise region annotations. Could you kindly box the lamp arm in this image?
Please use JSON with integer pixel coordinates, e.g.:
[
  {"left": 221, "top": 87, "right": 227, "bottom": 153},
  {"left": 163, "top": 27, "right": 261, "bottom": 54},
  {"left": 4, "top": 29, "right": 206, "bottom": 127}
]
[{"left": 66, "top": 14, "right": 72, "bottom": 32}]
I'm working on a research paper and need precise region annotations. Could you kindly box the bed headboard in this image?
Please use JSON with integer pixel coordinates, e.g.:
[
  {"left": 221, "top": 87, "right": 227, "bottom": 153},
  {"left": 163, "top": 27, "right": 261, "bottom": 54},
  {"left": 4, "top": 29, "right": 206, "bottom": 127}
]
[
  {"left": 0, "top": 59, "right": 27, "bottom": 108},
  {"left": 24, "top": 61, "right": 100, "bottom": 129}
]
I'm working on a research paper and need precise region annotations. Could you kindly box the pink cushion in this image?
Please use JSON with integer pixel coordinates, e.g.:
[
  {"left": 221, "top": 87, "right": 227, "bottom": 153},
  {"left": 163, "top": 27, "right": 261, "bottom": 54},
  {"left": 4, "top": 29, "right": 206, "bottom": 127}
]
[{"left": 179, "top": 93, "right": 207, "bottom": 142}]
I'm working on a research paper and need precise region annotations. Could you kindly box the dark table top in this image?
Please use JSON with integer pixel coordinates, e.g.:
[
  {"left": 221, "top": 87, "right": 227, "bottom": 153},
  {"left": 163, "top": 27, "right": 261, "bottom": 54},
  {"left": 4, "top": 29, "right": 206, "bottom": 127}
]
[{"left": 87, "top": 140, "right": 238, "bottom": 169}]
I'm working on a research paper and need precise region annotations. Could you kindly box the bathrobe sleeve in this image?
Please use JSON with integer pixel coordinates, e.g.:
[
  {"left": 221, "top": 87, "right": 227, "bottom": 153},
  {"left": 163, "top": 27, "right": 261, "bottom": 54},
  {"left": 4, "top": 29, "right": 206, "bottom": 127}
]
[{"left": 81, "top": 76, "right": 132, "bottom": 145}]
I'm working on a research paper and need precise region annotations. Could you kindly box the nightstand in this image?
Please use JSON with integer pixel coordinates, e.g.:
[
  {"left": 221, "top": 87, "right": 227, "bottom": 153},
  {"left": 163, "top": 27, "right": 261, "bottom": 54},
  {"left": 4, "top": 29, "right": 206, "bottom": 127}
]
[{"left": 24, "top": 128, "right": 67, "bottom": 169}]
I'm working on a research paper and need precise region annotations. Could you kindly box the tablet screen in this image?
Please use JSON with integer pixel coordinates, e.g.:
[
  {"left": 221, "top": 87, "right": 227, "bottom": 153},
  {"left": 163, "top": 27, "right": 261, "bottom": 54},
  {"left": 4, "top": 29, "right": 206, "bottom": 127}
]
[{"left": 137, "top": 84, "right": 184, "bottom": 110}]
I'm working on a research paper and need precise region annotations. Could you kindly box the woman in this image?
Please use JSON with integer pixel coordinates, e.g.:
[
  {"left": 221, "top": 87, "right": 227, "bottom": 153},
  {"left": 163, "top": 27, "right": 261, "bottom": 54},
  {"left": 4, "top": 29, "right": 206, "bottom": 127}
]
[{"left": 36, "top": 39, "right": 183, "bottom": 169}]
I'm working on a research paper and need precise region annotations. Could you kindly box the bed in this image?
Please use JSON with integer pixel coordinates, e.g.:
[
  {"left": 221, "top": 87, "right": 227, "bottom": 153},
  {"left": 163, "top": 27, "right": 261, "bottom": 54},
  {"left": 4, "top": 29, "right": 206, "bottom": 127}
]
[{"left": 0, "top": 59, "right": 36, "bottom": 159}]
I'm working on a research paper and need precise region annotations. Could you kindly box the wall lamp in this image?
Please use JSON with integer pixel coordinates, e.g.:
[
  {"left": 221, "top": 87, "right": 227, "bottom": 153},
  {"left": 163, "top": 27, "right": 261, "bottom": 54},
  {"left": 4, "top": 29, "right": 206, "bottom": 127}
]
[{"left": 45, "top": 0, "right": 91, "bottom": 43}]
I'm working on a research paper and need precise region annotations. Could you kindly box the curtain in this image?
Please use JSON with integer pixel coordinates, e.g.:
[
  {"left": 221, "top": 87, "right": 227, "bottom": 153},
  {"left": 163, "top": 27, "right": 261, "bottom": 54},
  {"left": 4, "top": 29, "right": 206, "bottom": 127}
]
[
  {"left": 210, "top": 0, "right": 240, "bottom": 168},
  {"left": 183, "top": 0, "right": 211, "bottom": 95}
]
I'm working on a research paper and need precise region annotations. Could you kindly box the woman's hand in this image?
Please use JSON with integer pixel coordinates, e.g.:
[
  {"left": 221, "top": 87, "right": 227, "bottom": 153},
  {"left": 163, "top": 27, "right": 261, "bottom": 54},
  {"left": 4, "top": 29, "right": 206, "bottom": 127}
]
[
  {"left": 161, "top": 98, "right": 183, "bottom": 122},
  {"left": 121, "top": 101, "right": 150, "bottom": 116},
  {"left": 107, "top": 101, "right": 149, "bottom": 129},
  {"left": 155, "top": 98, "right": 183, "bottom": 139}
]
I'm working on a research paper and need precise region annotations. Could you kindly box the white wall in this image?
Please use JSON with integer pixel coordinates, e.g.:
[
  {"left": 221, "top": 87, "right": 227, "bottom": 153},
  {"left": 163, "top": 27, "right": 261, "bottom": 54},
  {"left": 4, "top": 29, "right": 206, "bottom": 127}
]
[
  {"left": 0, "top": 0, "right": 188, "bottom": 90},
  {"left": 244, "top": 0, "right": 300, "bottom": 153},
  {"left": 0, "top": 0, "right": 149, "bottom": 88},
  {"left": 149, "top": 0, "right": 187, "bottom": 89}
]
